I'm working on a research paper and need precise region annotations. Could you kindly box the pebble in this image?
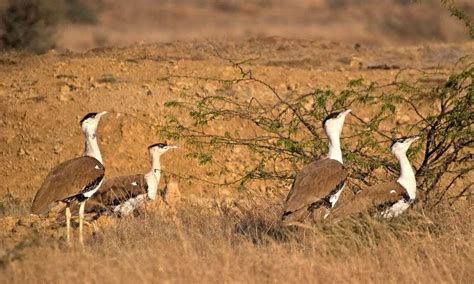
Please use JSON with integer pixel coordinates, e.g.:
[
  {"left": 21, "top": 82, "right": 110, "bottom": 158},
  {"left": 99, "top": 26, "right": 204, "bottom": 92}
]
[
  {"left": 58, "top": 94, "right": 69, "bottom": 102},
  {"left": 53, "top": 145, "right": 63, "bottom": 154},
  {"left": 60, "top": 85, "right": 70, "bottom": 94},
  {"left": 396, "top": 114, "right": 411, "bottom": 124},
  {"left": 350, "top": 57, "right": 363, "bottom": 69}
]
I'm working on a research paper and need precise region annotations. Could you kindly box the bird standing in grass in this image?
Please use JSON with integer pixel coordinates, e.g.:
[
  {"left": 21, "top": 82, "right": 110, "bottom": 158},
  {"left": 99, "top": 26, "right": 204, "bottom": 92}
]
[
  {"left": 330, "top": 137, "right": 419, "bottom": 220},
  {"left": 79, "top": 142, "right": 178, "bottom": 219},
  {"left": 31, "top": 112, "right": 107, "bottom": 244},
  {"left": 281, "top": 109, "right": 351, "bottom": 227}
]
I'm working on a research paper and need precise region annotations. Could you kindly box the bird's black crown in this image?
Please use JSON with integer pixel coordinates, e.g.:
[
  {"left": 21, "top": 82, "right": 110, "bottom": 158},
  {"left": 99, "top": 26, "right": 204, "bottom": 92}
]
[
  {"left": 80, "top": 112, "right": 99, "bottom": 125},
  {"left": 390, "top": 139, "right": 403, "bottom": 149},
  {"left": 322, "top": 111, "right": 341, "bottom": 127},
  {"left": 390, "top": 136, "right": 415, "bottom": 148},
  {"left": 148, "top": 142, "right": 168, "bottom": 149}
]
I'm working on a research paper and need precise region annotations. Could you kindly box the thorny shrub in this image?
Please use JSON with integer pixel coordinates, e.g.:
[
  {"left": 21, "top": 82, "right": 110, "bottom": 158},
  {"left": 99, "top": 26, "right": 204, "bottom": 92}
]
[{"left": 160, "top": 54, "right": 473, "bottom": 207}]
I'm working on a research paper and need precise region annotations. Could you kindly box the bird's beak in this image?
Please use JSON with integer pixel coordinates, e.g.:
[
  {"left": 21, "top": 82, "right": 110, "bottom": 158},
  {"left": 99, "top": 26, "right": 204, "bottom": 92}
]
[
  {"left": 408, "top": 136, "right": 420, "bottom": 144},
  {"left": 167, "top": 145, "right": 178, "bottom": 149},
  {"left": 342, "top": 109, "right": 352, "bottom": 116},
  {"left": 98, "top": 111, "right": 108, "bottom": 117}
]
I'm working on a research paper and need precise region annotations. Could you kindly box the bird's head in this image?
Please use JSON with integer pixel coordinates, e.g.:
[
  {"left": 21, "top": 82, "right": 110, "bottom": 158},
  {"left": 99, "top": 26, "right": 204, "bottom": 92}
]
[
  {"left": 148, "top": 142, "right": 178, "bottom": 157},
  {"left": 80, "top": 111, "right": 107, "bottom": 136},
  {"left": 391, "top": 136, "right": 419, "bottom": 157},
  {"left": 322, "top": 109, "right": 352, "bottom": 139}
]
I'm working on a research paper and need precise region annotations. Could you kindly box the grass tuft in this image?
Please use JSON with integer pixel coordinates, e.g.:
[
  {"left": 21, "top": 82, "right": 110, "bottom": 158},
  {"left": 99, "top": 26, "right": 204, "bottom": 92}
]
[{"left": 1, "top": 198, "right": 472, "bottom": 283}]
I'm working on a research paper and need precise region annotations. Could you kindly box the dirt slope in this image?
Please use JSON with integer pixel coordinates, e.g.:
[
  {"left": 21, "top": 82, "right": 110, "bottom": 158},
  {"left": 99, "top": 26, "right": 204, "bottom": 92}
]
[{"left": 1, "top": 39, "right": 472, "bottom": 206}]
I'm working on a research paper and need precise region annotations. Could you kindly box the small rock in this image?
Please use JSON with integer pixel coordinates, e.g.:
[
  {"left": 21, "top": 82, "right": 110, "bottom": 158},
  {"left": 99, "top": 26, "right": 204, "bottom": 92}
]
[
  {"left": 396, "top": 114, "right": 411, "bottom": 125},
  {"left": 286, "top": 82, "right": 298, "bottom": 90},
  {"left": 53, "top": 145, "right": 63, "bottom": 154},
  {"left": 58, "top": 94, "right": 69, "bottom": 102},
  {"left": 350, "top": 57, "right": 363, "bottom": 69},
  {"left": 18, "top": 148, "right": 26, "bottom": 156},
  {"left": 168, "top": 85, "right": 179, "bottom": 92},
  {"left": 60, "top": 84, "right": 70, "bottom": 94}
]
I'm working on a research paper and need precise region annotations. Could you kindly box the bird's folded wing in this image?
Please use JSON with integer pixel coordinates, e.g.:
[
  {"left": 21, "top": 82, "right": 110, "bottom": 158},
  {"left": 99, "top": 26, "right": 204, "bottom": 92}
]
[
  {"left": 283, "top": 159, "right": 347, "bottom": 214},
  {"left": 330, "top": 181, "right": 407, "bottom": 219},
  {"left": 31, "top": 156, "right": 105, "bottom": 215},
  {"left": 86, "top": 174, "right": 147, "bottom": 210}
]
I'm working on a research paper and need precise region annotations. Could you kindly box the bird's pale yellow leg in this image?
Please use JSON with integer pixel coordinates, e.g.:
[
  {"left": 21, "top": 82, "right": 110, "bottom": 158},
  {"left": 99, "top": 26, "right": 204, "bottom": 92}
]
[
  {"left": 65, "top": 206, "right": 71, "bottom": 243},
  {"left": 79, "top": 201, "right": 85, "bottom": 245}
]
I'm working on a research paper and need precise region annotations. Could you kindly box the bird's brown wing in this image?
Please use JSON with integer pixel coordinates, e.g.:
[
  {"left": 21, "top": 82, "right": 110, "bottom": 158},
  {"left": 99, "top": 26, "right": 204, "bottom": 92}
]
[
  {"left": 31, "top": 156, "right": 105, "bottom": 216},
  {"left": 84, "top": 174, "right": 147, "bottom": 213},
  {"left": 283, "top": 159, "right": 347, "bottom": 215},
  {"left": 330, "top": 181, "right": 408, "bottom": 219}
]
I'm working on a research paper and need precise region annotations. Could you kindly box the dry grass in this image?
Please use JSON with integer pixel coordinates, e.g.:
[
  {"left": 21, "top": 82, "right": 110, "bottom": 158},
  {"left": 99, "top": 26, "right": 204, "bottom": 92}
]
[{"left": 1, "top": 197, "right": 472, "bottom": 284}]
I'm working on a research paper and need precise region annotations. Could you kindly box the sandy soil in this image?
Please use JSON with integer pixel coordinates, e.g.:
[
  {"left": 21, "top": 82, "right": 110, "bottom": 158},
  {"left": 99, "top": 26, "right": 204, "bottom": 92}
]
[{"left": 0, "top": 31, "right": 472, "bottom": 282}]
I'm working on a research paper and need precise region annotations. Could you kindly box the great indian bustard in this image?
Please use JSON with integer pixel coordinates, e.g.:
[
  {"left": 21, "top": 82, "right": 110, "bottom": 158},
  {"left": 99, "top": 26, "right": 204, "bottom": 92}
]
[
  {"left": 329, "top": 136, "right": 419, "bottom": 220},
  {"left": 78, "top": 142, "right": 178, "bottom": 218},
  {"left": 281, "top": 109, "right": 351, "bottom": 227},
  {"left": 31, "top": 111, "right": 107, "bottom": 244}
]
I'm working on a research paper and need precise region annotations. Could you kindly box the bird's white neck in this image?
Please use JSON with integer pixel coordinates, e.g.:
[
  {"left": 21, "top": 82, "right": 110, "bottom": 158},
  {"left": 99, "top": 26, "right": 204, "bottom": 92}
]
[
  {"left": 327, "top": 133, "right": 343, "bottom": 164},
  {"left": 396, "top": 154, "right": 416, "bottom": 199},
  {"left": 145, "top": 154, "right": 162, "bottom": 200},
  {"left": 83, "top": 132, "right": 103, "bottom": 164}
]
